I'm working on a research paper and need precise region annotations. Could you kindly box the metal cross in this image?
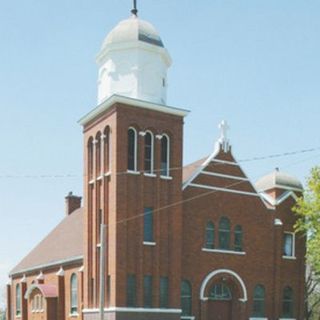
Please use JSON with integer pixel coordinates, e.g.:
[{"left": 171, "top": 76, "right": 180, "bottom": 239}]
[{"left": 131, "top": 0, "right": 138, "bottom": 15}]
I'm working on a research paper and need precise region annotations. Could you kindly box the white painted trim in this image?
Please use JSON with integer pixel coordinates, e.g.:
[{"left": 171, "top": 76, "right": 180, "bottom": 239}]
[
  {"left": 200, "top": 269, "right": 247, "bottom": 302},
  {"left": 249, "top": 318, "right": 268, "bottom": 320},
  {"left": 127, "top": 170, "right": 140, "bottom": 175},
  {"left": 128, "top": 127, "right": 138, "bottom": 172},
  {"left": 201, "top": 171, "right": 249, "bottom": 181},
  {"left": 144, "top": 130, "right": 154, "bottom": 174},
  {"left": 144, "top": 173, "right": 157, "bottom": 178},
  {"left": 143, "top": 241, "right": 156, "bottom": 246},
  {"left": 104, "top": 171, "right": 111, "bottom": 177},
  {"left": 160, "top": 175, "right": 173, "bottom": 180},
  {"left": 182, "top": 143, "right": 219, "bottom": 191},
  {"left": 202, "top": 248, "right": 246, "bottom": 255},
  {"left": 282, "top": 256, "right": 297, "bottom": 260},
  {"left": 82, "top": 307, "right": 182, "bottom": 314},
  {"left": 259, "top": 191, "right": 298, "bottom": 206},
  {"left": 210, "top": 158, "right": 238, "bottom": 166},
  {"left": 279, "top": 318, "right": 296, "bottom": 320},
  {"left": 181, "top": 317, "right": 195, "bottom": 320},
  {"left": 96, "top": 175, "right": 103, "bottom": 181},
  {"left": 259, "top": 184, "right": 303, "bottom": 193},
  {"left": 78, "top": 94, "right": 189, "bottom": 126},
  {"left": 10, "top": 255, "right": 83, "bottom": 276},
  {"left": 89, "top": 179, "right": 95, "bottom": 185},
  {"left": 161, "top": 134, "right": 170, "bottom": 177},
  {"left": 189, "top": 183, "right": 259, "bottom": 197}
]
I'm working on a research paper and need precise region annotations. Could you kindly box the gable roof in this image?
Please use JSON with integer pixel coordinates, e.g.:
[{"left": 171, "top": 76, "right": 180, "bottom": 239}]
[{"left": 10, "top": 208, "right": 83, "bottom": 276}]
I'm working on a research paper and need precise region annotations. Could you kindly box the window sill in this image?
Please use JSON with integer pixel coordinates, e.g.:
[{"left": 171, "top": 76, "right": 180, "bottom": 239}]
[
  {"left": 89, "top": 179, "right": 95, "bottom": 185},
  {"left": 181, "top": 317, "right": 195, "bottom": 320},
  {"left": 69, "top": 312, "right": 80, "bottom": 317},
  {"left": 97, "top": 175, "right": 103, "bottom": 181},
  {"left": 144, "top": 173, "right": 157, "bottom": 178},
  {"left": 282, "top": 256, "right": 296, "bottom": 260},
  {"left": 279, "top": 318, "right": 296, "bottom": 320},
  {"left": 127, "top": 170, "right": 140, "bottom": 175},
  {"left": 249, "top": 318, "right": 268, "bottom": 320},
  {"left": 202, "top": 248, "right": 246, "bottom": 255},
  {"left": 104, "top": 171, "right": 111, "bottom": 177},
  {"left": 160, "top": 175, "right": 173, "bottom": 180},
  {"left": 143, "top": 241, "right": 156, "bottom": 246}
]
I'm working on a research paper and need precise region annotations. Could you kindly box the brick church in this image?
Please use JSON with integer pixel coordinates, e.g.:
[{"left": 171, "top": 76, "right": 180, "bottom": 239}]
[{"left": 6, "top": 6, "right": 306, "bottom": 320}]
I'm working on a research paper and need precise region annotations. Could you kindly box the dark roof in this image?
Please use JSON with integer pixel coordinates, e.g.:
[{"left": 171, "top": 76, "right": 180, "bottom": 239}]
[
  {"left": 10, "top": 208, "right": 83, "bottom": 276},
  {"left": 182, "top": 157, "right": 207, "bottom": 184},
  {"left": 10, "top": 160, "right": 204, "bottom": 276}
]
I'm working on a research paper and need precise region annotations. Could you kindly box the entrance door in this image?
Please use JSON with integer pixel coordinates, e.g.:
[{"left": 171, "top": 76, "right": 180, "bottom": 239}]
[{"left": 207, "top": 283, "right": 232, "bottom": 320}]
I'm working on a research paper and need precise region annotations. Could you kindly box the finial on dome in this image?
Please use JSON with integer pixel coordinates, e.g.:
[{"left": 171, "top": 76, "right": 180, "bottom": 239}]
[{"left": 131, "top": 0, "right": 138, "bottom": 16}]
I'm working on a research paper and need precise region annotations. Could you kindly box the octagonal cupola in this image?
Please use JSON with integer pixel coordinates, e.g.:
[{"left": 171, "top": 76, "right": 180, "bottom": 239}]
[{"left": 96, "top": 11, "right": 172, "bottom": 105}]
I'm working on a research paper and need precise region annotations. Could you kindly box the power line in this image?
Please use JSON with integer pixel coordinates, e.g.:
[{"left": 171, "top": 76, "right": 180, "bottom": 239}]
[{"left": 0, "top": 145, "right": 319, "bottom": 179}]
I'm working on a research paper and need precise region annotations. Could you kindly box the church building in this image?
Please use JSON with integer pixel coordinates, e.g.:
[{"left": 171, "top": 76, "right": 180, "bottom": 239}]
[{"left": 6, "top": 5, "right": 306, "bottom": 320}]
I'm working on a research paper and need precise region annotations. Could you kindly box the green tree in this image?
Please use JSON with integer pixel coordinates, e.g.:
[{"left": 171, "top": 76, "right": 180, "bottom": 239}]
[{"left": 294, "top": 166, "right": 320, "bottom": 319}]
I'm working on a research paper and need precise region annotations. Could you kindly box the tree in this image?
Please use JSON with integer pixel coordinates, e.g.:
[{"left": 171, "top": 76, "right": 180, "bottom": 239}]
[{"left": 294, "top": 166, "right": 320, "bottom": 319}]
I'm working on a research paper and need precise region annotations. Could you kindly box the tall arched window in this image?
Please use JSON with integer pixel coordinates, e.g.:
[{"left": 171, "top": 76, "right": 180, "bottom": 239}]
[
  {"left": 252, "top": 285, "right": 265, "bottom": 317},
  {"left": 219, "top": 217, "right": 231, "bottom": 250},
  {"left": 96, "top": 132, "right": 102, "bottom": 176},
  {"left": 70, "top": 274, "right": 78, "bottom": 314},
  {"left": 128, "top": 128, "right": 137, "bottom": 171},
  {"left": 87, "top": 137, "right": 94, "bottom": 180},
  {"left": 205, "top": 221, "right": 215, "bottom": 249},
  {"left": 209, "top": 283, "right": 232, "bottom": 301},
  {"left": 144, "top": 131, "right": 154, "bottom": 174},
  {"left": 181, "top": 280, "right": 192, "bottom": 316},
  {"left": 282, "top": 286, "right": 294, "bottom": 318},
  {"left": 103, "top": 127, "right": 110, "bottom": 173},
  {"left": 16, "top": 284, "right": 21, "bottom": 316},
  {"left": 234, "top": 225, "right": 243, "bottom": 251},
  {"left": 160, "top": 135, "right": 170, "bottom": 176}
]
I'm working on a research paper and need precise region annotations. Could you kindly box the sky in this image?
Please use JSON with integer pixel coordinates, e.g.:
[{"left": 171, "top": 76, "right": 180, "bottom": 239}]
[{"left": 0, "top": 0, "right": 320, "bottom": 308}]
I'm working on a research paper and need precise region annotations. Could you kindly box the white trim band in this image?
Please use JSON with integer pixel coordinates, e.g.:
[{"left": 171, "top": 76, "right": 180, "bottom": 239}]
[
  {"left": 201, "top": 171, "right": 248, "bottom": 181},
  {"left": 202, "top": 248, "right": 246, "bottom": 255},
  {"left": 83, "top": 307, "right": 182, "bottom": 314},
  {"left": 189, "top": 183, "right": 259, "bottom": 197}
]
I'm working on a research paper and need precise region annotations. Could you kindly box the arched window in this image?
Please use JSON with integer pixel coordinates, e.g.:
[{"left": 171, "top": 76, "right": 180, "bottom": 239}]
[
  {"left": 209, "top": 283, "right": 232, "bottom": 300},
  {"left": 234, "top": 225, "right": 243, "bottom": 251},
  {"left": 70, "top": 274, "right": 78, "bottom": 314},
  {"left": 144, "top": 131, "right": 154, "bottom": 174},
  {"left": 282, "top": 286, "right": 294, "bottom": 318},
  {"left": 252, "top": 285, "right": 265, "bottom": 317},
  {"left": 160, "top": 135, "right": 170, "bottom": 176},
  {"left": 205, "top": 221, "right": 215, "bottom": 249},
  {"left": 219, "top": 217, "right": 231, "bottom": 250},
  {"left": 95, "top": 132, "right": 102, "bottom": 176},
  {"left": 181, "top": 280, "right": 192, "bottom": 316},
  {"left": 103, "top": 127, "right": 110, "bottom": 173},
  {"left": 16, "top": 284, "right": 21, "bottom": 315},
  {"left": 87, "top": 137, "right": 94, "bottom": 180},
  {"left": 128, "top": 128, "right": 137, "bottom": 171}
]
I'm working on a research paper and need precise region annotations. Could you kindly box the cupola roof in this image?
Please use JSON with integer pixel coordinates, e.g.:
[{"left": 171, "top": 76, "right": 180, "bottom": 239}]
[
  {"left": 255, "top": 168, "right": 303, "bottom": 192},
  {"left": 101, "top": 15, "right": 164, "bottom": 50}
]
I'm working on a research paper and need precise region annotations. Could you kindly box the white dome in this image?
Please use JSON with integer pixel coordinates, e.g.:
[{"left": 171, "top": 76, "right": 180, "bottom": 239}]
[
  {"left": 102, "top": 15, "right": 164, "bottom": 50},
  {"left": 255, "top": 169, "right": 303, "bottom": 192}
]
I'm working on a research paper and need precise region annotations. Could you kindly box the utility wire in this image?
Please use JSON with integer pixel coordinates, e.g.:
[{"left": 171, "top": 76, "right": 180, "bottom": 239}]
[
  {"left": 0, "top": 146, "right": 319, "bottom": 179},
  {"left": 104, "top": 152, "right": 320, "bottom": 229}
]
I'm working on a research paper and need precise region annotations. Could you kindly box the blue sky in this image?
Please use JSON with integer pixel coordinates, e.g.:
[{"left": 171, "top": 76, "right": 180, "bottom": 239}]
[{"left": 0, "top": 0, "right": 320, "bottom": 307}]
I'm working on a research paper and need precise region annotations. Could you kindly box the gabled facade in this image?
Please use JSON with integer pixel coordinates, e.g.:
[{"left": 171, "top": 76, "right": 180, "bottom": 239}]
[{"left": 7, "top": 8, "right": 306, "bottom": 320}]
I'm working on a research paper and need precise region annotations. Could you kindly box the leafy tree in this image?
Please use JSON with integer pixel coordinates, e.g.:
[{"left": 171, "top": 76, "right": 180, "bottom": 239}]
[{"left": 294, "top": 166, "right": 320, "bottom": 319}]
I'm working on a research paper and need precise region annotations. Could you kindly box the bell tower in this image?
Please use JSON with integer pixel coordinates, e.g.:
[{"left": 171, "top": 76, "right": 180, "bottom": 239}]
[
  {"left": 80, "top": 8, "right": 189, "bottom": 320},
  {"left": 96, "top": 10, "right": 172, "bottom": 105}
]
